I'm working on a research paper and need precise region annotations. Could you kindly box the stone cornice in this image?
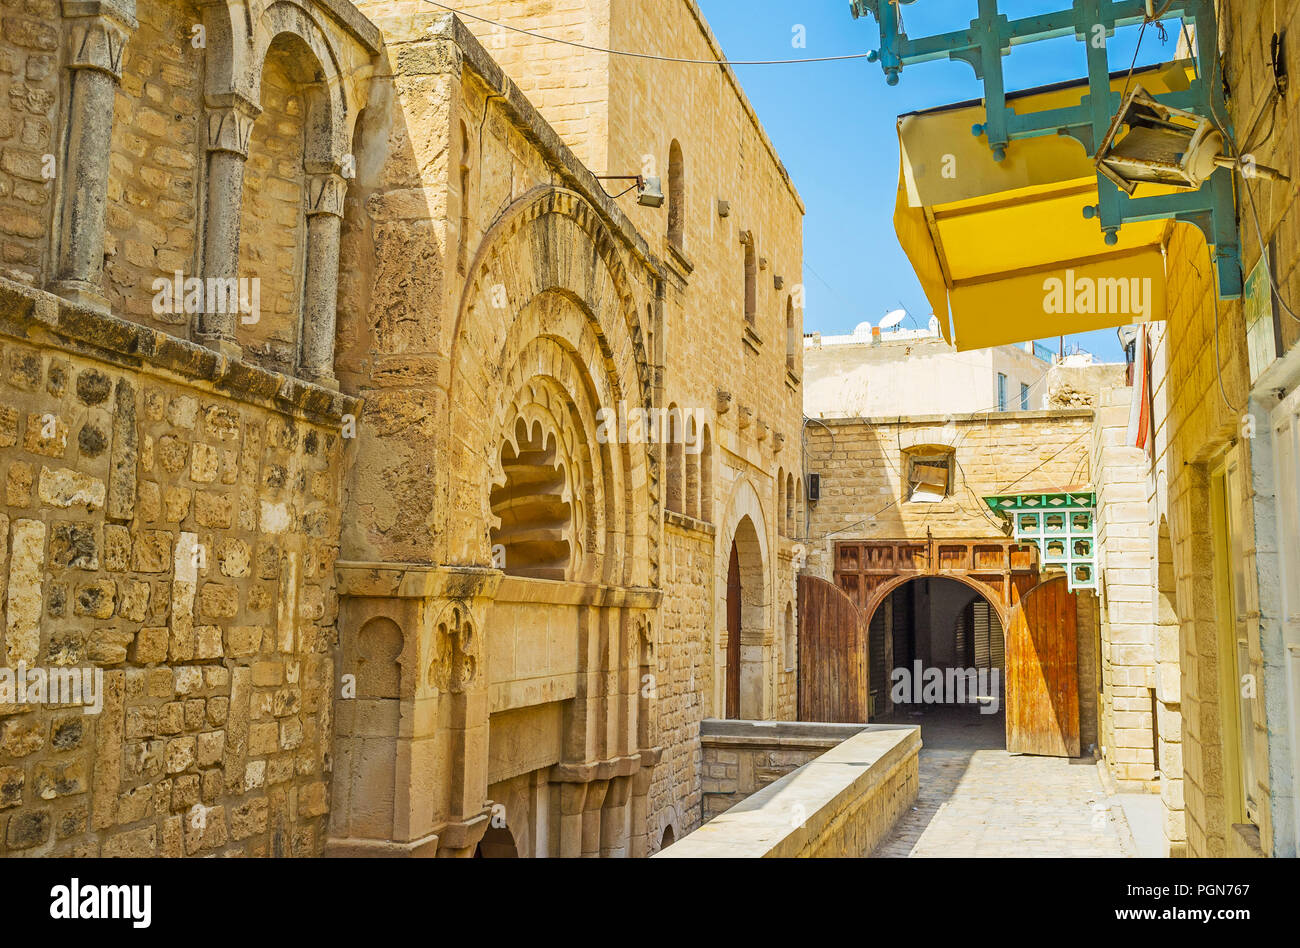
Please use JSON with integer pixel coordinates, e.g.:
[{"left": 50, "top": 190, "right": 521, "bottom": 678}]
[
  {"left": 0, "top": 278, "right": 360, "bottom": 425},
  {"left": 312, "top": 0, "right": 383, "bottom": 57}
]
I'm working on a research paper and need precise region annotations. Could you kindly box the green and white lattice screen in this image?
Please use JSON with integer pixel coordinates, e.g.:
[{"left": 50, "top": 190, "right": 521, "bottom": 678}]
[{"left": 983, "top": 492, "right": 1098, "bottom": 593}]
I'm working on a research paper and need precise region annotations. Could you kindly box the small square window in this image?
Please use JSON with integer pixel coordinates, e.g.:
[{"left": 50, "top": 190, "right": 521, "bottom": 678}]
[{"left": 907, "top": 452, "right": 953, "bottom": 503}]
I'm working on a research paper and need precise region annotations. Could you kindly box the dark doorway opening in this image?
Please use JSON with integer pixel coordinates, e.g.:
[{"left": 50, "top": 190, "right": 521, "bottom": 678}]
[
  {"left": 869, "top": 577, "right": 1006, "bottom": 748},
  {"left": 726, "top": 541, "right": 741, "bottom": 719},
  {"left": 474, "top": 825, "right": 520, "bottom": 858}
]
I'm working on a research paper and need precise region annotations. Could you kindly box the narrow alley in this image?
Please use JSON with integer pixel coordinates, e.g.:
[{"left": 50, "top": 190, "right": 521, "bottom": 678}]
[{"left": 873, "top": 706, "right": 1132, "bottom": 858}]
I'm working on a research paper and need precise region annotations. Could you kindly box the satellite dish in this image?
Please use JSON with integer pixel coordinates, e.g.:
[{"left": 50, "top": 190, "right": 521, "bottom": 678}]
[
  {"left": 879, "top": 309, "right": 907, "bottom": 330},
  {"left": 854, "top": 321, "right": 873, "bottom": 337}
]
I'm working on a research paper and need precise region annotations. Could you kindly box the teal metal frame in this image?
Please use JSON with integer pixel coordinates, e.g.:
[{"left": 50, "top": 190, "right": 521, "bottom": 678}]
[
  {"left": 851, "top": 0, "right": 1242, "bottom": 298},
  {"left": 985, "top": 491, "right": 1099, "bottom": 592}
]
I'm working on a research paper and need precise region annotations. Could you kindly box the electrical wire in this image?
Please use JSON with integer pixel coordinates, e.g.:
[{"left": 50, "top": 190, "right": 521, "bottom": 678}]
[
  {"left": 1239, "top": 170, "right": 1300, "bottom": 323},
  {"left": 421, "top": 1, "right": 876, "bottom": 65},
  {"left": 993, "top": 432, "right": 1091, "bottom": 495}
]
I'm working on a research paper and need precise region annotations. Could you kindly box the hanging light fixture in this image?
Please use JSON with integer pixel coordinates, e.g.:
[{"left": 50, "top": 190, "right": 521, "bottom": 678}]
[{"left": 1095, "top": 85, "right": 1288, "bottom": 194}]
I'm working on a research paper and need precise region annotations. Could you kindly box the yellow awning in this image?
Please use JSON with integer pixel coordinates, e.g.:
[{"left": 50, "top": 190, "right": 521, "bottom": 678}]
[{"left": 896, "top": 63, "right": 1193, "bottom": 351}]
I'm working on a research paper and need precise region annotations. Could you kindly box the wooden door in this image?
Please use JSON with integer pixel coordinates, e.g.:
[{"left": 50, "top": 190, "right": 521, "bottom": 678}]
[
  {"left": 725, "top": 543, "right": 741, "bottom": 719},
  {"left": 797, "top": 574, "right": 868, "bottom": 723},
  {"left": 1005, "top": 577, "right": 1080, "bottom": 757}
]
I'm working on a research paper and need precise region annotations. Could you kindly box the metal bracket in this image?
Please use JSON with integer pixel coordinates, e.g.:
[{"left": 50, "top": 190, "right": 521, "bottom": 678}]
[{"left": 851, "top": 0, "right": 1242, "bottom": 298}]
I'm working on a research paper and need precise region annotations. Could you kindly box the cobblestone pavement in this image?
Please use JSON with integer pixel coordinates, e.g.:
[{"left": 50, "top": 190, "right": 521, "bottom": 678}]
[{"left": 873, "top": 705, "right": 1132, "bottom": 858}]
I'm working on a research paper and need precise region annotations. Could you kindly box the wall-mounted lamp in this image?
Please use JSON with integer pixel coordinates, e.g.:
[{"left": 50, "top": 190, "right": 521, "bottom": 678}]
[{"left": 594, "top": 175, "right": 664, "bottom": 207}]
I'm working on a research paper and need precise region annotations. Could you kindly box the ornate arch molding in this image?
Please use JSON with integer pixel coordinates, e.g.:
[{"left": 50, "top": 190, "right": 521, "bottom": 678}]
[
  {"left": 716, "top": 477, "right": 771, "bottom": 579},
  {"left": 488, "top": 370, "right": 602, "bottom": 584},
  {"left": 455, "top": 187, "right": 654, "bottom": 413},
  {"left": 451, "top": 188, "right": 657, "bottom": 588}
]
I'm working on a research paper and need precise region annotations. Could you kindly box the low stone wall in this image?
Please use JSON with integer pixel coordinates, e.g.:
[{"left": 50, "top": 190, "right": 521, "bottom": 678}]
[
  {"left": 698, "top": 719, "right": 872, "bottom": 821},
  {"left": 657, "top": 721, "right": 920, "bottom": 858}
]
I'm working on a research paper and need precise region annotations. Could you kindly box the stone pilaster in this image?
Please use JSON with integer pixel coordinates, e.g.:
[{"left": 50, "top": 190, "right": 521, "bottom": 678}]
[
  {"left": 299, "top": 171, "right": 347, "bottom": 388},
  {"left": 326, "top": 564, "right": 499, "bottom": 858},
  {"left": 599, "top": 772, "right": 633, "bottom": 858},
  {"left": 580, "top": 778, "right": 609, "bottom": 857},
  {"left": 628, "top": 746, "right": 662, "bottom": 858},
  {"left": 52, "top": 1, "right": 138, "bottom": 311},
  {"left": 198, "top": 94, "right": 260, "bottom": 358}
]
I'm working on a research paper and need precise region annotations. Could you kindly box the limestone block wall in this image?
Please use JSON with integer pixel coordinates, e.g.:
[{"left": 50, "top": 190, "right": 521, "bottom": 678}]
[
  {"left": 0, "top": 282, "right": 358, "bottom": 857},
  {"left": 234, "top": 47, "right": 308, "bottom": 375},
  {"left": 103, "top": 0, "right": 204, "bottom": 327},
  {"left": 698, "top": 720, "right": 869, "bottom": 822},
  {"left": 0, "top": 0, "right": 62, "bottom": 287},
  {"left": 1091, "top": 381, "right": 1164, "bottom": 787},
  {"left": 649, "top": 521, "right": 713, "bottom": 845},
  {"left": 423, "top": 0, "right": 612, "bottom": 173},
  {"left": 1206, "top": 0, "right": 1300, "bottom": 860},
  {"left": 1153, "top": 220, "right": 1273, "bottom": 858},
  {"left": 802, "top": 411, "right": 1095, "bottom": 576}
]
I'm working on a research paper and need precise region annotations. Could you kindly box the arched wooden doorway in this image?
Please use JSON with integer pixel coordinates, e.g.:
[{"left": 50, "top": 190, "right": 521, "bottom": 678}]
[
  {"left": 724, "top": 516, "right": 765, "bottom": 719},
  {"left": 726, "top": 542, "right": 741, "bottom": 718},
  {"left": 833, "top": 539, "right": 1081, "bottom": 757}
]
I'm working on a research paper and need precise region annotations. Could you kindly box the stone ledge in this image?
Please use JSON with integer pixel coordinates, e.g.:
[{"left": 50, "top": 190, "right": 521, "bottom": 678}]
[
  {"left": 315, "top": 0, "right": 383, "bottom": 55},
  {"left": 494, "top": 575, "right": 662, "bottom": 609},
  {"left": 0, "top": 277, "right": 362, "bottom": 426},
  {"left": 701, "top": 719, "right": 872, "bottom": 748},
  {"left": 813, "top": 409, "right": 1095, "bottom": 426},
  {"left": 657, "top": 722, "right": 921, "bottom": 858},
  {"left": 665, "top": 509, "right": 717, "bottom": 536}
]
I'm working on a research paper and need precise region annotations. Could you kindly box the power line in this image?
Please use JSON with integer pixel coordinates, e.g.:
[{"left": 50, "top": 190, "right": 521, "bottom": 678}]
[{"left": 422, "top": 2, "right": 875, "bottom": 65}]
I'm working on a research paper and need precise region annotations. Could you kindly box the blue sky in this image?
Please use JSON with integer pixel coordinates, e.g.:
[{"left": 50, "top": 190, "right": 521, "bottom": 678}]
[{"left": 696, "top": 1, "right": 1186, "bottom": 363}]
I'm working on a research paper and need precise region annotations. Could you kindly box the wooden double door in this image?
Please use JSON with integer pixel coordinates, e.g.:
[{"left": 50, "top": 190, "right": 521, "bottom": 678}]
[{"left": 1005, "top": 577, "right": 1080, "bottom": 758}]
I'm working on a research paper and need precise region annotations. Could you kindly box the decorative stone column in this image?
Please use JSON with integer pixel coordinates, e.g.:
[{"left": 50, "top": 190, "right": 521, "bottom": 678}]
[
  {"left": 198, "top": 93, "right": 259, "bottom": 358},
  {"left": 52, "top": 0, "right": 137, "bottom": 311},
  {"left": 299, "top": 171, "right": 347, "bottom": 388}
]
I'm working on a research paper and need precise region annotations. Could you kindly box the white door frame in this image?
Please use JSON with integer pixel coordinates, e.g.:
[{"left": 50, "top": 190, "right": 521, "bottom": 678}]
[{"left": 1271, "top": 383, "right": 1300, "bottom": 857}]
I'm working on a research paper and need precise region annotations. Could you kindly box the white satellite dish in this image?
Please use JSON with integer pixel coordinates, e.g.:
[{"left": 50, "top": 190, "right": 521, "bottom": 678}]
[
  {"left": 853, "top": 321, "right": 873, "bottom": 337},
  {"left": 879, "top": 309, "right": 907, "bottom": 330}
]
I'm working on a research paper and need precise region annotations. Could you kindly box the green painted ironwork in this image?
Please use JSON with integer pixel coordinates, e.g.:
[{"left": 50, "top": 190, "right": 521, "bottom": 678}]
[
  {"left": 849, "top": 0, "right": 1242, "bottom": 299},
  {"left": 984, "top": 491, "right": 1098, "bottom": 592}
]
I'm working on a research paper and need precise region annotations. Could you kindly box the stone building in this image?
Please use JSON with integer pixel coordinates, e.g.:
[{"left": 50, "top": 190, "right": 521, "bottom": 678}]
[
  {"left": 0, "top": 0, "right": 803, "bottom": 858},
  {"left": 803, "top": 323, "right": 1056, "bottom": 419},
  {"left": 801, "top": 407, "right": 1103, "bottom": 753}
]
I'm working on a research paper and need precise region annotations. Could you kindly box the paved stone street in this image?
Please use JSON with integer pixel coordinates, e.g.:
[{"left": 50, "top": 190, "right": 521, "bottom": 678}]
[{"left": 873, "top": 705, "right": 1131, "bottom": 858}]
